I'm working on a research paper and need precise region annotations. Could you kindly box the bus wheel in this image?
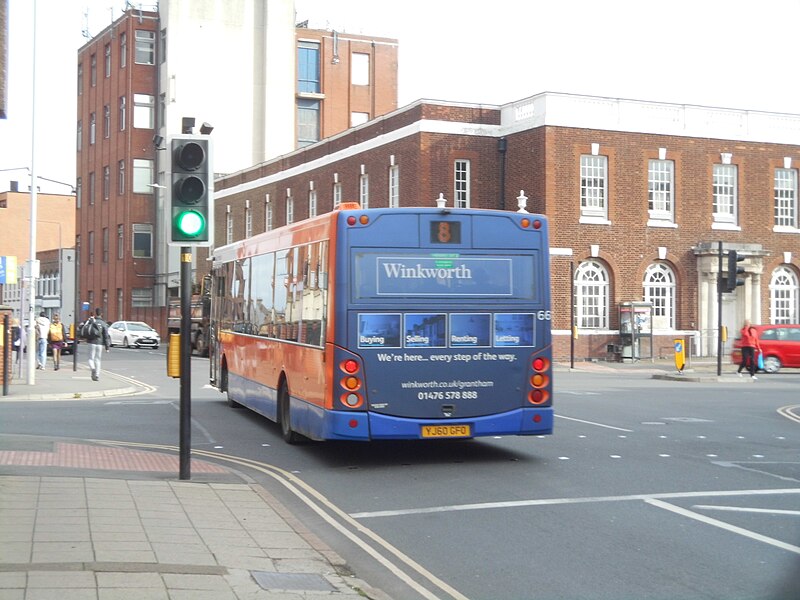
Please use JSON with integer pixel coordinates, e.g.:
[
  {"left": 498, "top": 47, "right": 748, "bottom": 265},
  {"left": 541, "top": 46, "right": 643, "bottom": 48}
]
[
  {"left": 279, "top": 383, "right": 301, "bottom": 444},
  {"left": 222, "top": 367, "right": 241, "bottom": 408}
]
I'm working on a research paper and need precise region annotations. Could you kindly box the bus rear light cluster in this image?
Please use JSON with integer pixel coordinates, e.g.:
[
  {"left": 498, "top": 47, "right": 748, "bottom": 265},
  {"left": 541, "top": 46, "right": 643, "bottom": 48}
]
[
  {"left": 520, "top": 218, "right": 543, "bottom": 230},
  {"left": 346, "top": 214, "right": 370, "bottom": 226},
  {"left": 338, "top": 358, "right": 364, "bottom": 409},
  {"left": 528, "top": 354, "right": 551, "bottom": 405}
]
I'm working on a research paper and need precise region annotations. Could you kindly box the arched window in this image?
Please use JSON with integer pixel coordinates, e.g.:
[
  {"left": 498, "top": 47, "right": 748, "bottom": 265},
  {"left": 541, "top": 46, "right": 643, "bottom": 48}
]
[
  {"left": 574, "top": 261, "right": 609, "bottom": 329},
  {"left": 643, "top": 263, "right": 676, "bottom": 330},
  {"left": 769, "top": 266, "right": 800, "bottom": 324}
]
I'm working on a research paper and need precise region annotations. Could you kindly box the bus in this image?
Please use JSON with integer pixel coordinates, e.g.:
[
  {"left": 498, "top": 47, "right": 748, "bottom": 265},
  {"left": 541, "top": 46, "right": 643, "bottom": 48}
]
[{"left": 209, "top": 203, "right": 553, "bottom": 443}]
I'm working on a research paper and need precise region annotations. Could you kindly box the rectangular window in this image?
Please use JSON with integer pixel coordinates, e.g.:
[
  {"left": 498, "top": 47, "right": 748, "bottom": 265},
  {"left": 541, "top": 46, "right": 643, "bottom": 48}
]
[
  {"left": 351, "top": 52, "right": 370, "bottom": 85},
  {"left": 118, "top": 160, "right": 125, "bottom": 195},
  {"left": 774, "top": 168, "right": 798, "bottom": 228},
  {"left": 388, "top": 165, "right": 399, "bottom": 208},
  {"left": 103, "top": 105, "right": 110, "bottom": 138},
  {"left": 120, "top": 32, "right": 127, "bottom": 68},
  {"left": 297, "top": 41, "right": 320, "bottom": 93},
  {"left": 286, "top": 196, "right": 294, "bottom": 225},
  {"left": 102, "top": 227, "right": 109, "bottom": 262},
  {"left": 160, "top": 28, "right": 167, "bottom": 64},
  {"left": 580, "top": 155, "right": 607, "bottom": 218},
  {"left": 133, "top": 94, "right": 154, "bottom": 129},
  {"left": 712, "top": 164, "right": 738, "bottom": 224},
  {"left": 454, "top": 159, "right": 470, "bottom": 208},
  {"left": 88, "top": 172, "right": 95, "bottom": 205},
  {"left": 226, "top": 211, "right": 233, "bottom": 245},
  {"left": 359, "top": 174, "right": 369, "bottom": 208},
  {"left": 648, "top": 159, "right": 674, "bottom": 222},
  {"left": 132, "top": 288, "right": 154, "bottom": 307},
  {"left": 266, "top": 198, "right": 273, "bottom": 231},
  {"left": 102, "top": 165, "right": 110, "bottom": 200},
  {"left": 90, "top": 53, "right": 96, "bottom": 86},
  {"left": 77, "top": 63, "right": 83, "bottom": 95},
  {"left": 117, "top": 288, "right": 124, "bottom": 321},
  {"left": 245, "top": 206, "right": 252, "bottom": 239},
  {"left": 104, "top": 43, "right": 111, "bottom": 77},
  {"left": 89, "top": 113, "right": 96, "bottom": 144},
  {"left": 119, "top": 96, "right": 126, "bottom": 131},
  {"left": 117, "top": 224, "right": 124, "bottom": 259},
  {"left": 309, "top": 189, "right": 317, "bottom": 217},
  {"left": 333, "top": 182, "right": 342, "bottom": 208},
  {"left": 88, "top": 231, "right": 95, "bottom": 264},
  {"left": 351, "top": 112, "right": 369, "bottom": 127},
  {"left": 135, "top": 30, "right": 156, "bottom": 65},
  {"left": 132, "top": 224, "right": 153, "bottom": 258},
  {"left": 132, "top": 159, "right": 154, "bottom": 194},
  {"left": 76, "top": 178, "right": 82, "bottom": 209},
  {"left": 297, "top": 99, "right": 320, "bottom": 147},
  {"left": 76, "top": 120, "right": 82, "bottom": 151}
]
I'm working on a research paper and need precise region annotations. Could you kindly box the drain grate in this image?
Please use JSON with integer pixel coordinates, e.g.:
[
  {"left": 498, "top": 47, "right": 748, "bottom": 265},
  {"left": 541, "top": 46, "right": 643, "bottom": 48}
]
[{"left": 251, "top": 571, "right": 335, "bottom": 592}]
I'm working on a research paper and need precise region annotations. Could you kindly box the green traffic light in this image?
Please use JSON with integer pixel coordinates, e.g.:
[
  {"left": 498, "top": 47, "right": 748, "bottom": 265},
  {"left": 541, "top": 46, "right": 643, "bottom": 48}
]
[{"left": 175, "top": 210, "right": 206, "bottom": 237}]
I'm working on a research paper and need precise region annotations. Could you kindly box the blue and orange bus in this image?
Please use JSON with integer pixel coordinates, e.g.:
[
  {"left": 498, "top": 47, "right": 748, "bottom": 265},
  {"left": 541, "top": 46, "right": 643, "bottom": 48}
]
[{"left": 209, "top": 203, "right": 553, "bottom": 443}]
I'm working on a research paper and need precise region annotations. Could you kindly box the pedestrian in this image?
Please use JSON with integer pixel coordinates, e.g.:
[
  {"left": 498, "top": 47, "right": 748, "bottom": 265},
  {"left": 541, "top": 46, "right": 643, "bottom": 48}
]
[
  {"left": 35, "top": 311, "right": 51, "bottom": 370},
  {"left": 736, "top": 319, "right": 760, "bottom": 380},
  {"left": 11, "top": 318, "right": 25, "bottom": 375},
  {"left": 48, "top": 313, "right": 68, "bottom": 371},
  {"left": 81, "top": 308, "right": 110, "bottom": 381}
]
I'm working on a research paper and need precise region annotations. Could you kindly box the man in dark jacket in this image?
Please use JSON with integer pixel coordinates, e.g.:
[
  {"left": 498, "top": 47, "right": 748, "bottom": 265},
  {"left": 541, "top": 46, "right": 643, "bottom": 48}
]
[{"left": 82, "top": 308, "right": 111, "bottom": 381}]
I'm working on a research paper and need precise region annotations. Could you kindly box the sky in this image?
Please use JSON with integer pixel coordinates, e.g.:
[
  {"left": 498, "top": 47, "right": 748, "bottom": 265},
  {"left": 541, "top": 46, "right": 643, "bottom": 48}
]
[{"left": 2, "top": 0, "right": 799, "bottom": 195}]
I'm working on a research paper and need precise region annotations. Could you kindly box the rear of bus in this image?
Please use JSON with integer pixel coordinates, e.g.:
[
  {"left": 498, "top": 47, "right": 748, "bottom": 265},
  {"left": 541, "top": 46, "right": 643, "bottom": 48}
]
[{"left": 329, "top": 207, "right": 553, "bottom": 441}]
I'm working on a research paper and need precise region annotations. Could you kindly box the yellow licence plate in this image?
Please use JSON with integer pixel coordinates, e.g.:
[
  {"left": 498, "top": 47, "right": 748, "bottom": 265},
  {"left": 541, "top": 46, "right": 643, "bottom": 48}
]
[{"left": 421, "top": 424, "right": 472, "bottom": 438}]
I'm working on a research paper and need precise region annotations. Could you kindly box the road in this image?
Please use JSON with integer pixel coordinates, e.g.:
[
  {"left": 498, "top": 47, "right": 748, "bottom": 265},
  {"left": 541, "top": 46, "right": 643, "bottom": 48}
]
[{"left": 2, "top": 349, "right": 799, "bottom": 600}]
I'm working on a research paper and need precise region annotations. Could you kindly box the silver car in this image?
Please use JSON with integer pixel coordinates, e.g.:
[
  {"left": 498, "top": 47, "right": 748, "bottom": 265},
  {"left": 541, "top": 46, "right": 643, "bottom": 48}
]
[{"left": 108, "top": 321, "right": 161, "bottom": 349}]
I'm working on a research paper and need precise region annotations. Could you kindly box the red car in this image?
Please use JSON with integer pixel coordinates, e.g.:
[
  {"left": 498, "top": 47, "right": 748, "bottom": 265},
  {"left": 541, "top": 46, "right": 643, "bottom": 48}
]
[{"left": 731, "top": 324, "right": 800, "bottom": 373}]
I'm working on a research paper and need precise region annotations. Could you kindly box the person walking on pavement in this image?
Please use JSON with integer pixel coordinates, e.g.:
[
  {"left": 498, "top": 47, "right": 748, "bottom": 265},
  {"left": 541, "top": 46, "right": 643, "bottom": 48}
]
[
  {"left": 35, "top": 311, "right": 51, "bottom": 370},
  {"left": 48, "top": 314, "right": 68, "bottom": 371},
  {"left": 82, "top": 308, "right": 110, "bottom": 381},
  {"left": 736, "top": 319, "right": 760, "bottom": 380}
]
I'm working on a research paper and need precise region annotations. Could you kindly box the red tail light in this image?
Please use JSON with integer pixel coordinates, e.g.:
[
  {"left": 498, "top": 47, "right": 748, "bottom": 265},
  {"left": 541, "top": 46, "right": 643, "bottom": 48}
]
[{"left": 528, "top": 353, "right": 551, "bottom": 405}]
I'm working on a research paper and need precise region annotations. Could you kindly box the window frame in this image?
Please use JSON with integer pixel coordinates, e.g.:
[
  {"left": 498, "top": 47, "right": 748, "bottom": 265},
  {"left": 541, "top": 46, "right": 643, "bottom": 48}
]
[
  {"left": 574, "top": 260, "right": 609, "bottom": 329},
  {"left": 580, "top": 154, "right": 608, "bottom": 220},
  {"left": 454, "top": 159, "right": 470, "bottom": 209},
  {"left": 774, "top": 168, "right": 798, "bottom": 229},
  {"left": 132, "top": 224, "right": 153, "bottom": 259},
  {"left": 134, "top": 30, "right": 156, "bottom": 65},
  {"left": 712, "top": 164, "right": 738, "bottom": 225},
  {"left": 643, "top": 263, "right": 676, "bottom": 330}
]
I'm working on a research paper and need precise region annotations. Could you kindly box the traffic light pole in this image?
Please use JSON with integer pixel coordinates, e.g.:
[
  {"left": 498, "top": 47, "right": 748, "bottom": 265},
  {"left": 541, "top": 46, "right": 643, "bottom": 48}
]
[
  {"left": 717, "top": 241, "right": 723, "bottom": 376},
  {"left": 179, "top": 247, "right": 192, "bottom": 480}
]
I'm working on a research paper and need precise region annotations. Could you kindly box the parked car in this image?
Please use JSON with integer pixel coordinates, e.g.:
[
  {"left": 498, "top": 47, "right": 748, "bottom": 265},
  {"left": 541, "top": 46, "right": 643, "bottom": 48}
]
[
  {"left": 731, "top": 324, "right": 800, "bottom": 373},
  {"left": 108, "top": 321, "right": 161, "bottom": 349}
]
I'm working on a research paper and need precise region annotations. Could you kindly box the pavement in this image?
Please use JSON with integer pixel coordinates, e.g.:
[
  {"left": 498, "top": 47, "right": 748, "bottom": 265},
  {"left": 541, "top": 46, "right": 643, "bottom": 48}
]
[{"left": 0, "top": 350, "right": 749, "bottom": 599}]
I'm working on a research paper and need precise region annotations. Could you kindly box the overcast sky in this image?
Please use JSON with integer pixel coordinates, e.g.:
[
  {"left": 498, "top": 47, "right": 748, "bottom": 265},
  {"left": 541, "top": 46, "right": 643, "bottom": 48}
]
[{"left": 2, "top": 0, "right": 798, "bottom": 194}]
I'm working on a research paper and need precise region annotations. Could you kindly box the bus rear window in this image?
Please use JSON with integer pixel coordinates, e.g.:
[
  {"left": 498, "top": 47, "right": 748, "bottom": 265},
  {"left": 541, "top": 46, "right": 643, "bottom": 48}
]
[{"left": 352, "top": 251, "right": 539, "bottom": 301}]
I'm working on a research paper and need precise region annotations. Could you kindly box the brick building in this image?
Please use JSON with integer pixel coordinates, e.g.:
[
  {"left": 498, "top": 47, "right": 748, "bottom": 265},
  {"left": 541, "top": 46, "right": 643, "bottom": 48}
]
[
  {"left": 75, "top": 2, "right": 398, "bottom": 329},
  {"left": 213, "top": 92, "right": 800, "bottom": 360}
]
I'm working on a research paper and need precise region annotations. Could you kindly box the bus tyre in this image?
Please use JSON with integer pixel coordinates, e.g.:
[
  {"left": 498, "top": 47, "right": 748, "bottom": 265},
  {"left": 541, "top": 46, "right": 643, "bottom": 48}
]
[
  {"left": 222, "top": 367, "right": 241, "bottom": 408},
  {"left": 279, "top": 383, "right": 302, "bottom": 444}
]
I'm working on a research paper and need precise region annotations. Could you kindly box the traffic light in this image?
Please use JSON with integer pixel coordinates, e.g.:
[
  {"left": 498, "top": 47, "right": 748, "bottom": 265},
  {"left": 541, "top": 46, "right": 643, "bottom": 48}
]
[
  {"left": 725, "top": 250, "right": 745, "bottom": 293},
  {"left": 168, "top": 135, "right": 213, "bottom": 245}
]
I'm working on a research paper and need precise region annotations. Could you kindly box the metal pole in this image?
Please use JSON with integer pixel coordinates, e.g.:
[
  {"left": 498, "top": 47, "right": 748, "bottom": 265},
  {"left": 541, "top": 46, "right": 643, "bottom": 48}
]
[
  {"left": 179, "top": 246, "right": 192, "bottom": 480},
  {"left": 26, "top": 0, "right": 39, "bottom": 385},
  {"left": 73, "top": 238, "right": 80, "bottom": 371},
  {"left": 717, "top": 241, "right": 723, "bottom": 376},
  {"left": 569, "top": 260, "right": 575, "bottom": 369},
  {"left": 3, "top": 315, "right": 9, "bottom": 396}
]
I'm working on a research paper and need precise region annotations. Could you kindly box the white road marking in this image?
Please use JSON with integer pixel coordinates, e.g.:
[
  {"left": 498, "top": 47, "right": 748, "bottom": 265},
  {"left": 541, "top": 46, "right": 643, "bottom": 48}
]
[
  {"left": 556, "top": 415, "right": 634, "bottom": 432},
  {"left": 350, "top": 488, "right": 800, "bottom": 519},
  {"left": 646, "top": 498, "right": 800, "bottom": 555},
  {"left": 692, "top": 505, "right": 800, "bottom": 516}
]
